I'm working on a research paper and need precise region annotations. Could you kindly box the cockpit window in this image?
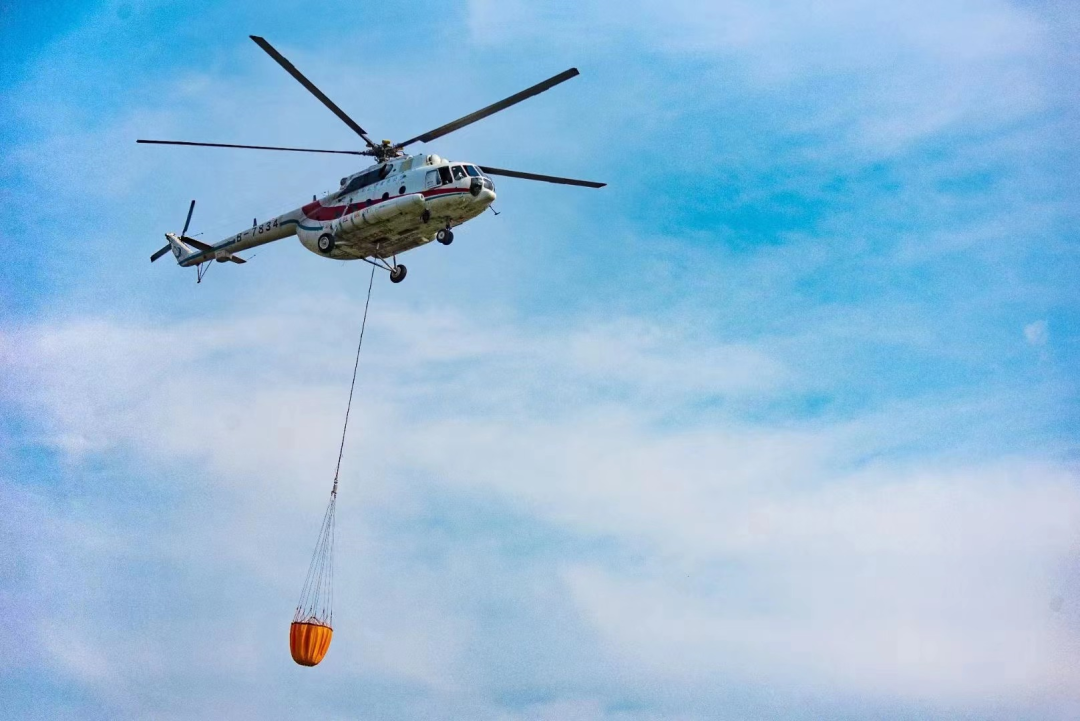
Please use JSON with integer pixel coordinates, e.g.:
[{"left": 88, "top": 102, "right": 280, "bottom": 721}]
[
  {"left": 451, "top": 165, "right": 467, "bottom": 181},
  {"left": 464, "top": 165, "right": 480, "bottom": 177},
  {"left": 438, "top": 166, "right": 453, "bottom": 184}
]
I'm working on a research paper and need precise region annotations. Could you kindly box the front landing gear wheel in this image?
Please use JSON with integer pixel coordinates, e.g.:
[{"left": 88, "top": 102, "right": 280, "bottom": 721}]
[
  {"left": 390, "top": 264, "right": 407, "bottom": 283},
  {"left": 317, "top": 233, "right": 336, "bottom": 254},
  {"left": 436, "top": 228, "right": 454, "bottom": 246}
]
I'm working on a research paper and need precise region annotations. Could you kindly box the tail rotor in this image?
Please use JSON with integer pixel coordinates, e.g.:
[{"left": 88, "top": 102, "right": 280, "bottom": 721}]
[{"left": 151, "top": 200, "right": 196, "bottom": 262}]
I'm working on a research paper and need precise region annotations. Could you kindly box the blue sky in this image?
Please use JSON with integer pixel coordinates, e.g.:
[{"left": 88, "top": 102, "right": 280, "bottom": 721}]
[{"left": 2, "top": 1, "right": 1079, "bottom": 719}]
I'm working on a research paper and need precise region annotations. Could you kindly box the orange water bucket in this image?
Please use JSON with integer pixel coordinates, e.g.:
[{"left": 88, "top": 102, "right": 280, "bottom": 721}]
[{"left": 290, "top": 621, "right": 333, "bottom": 666}]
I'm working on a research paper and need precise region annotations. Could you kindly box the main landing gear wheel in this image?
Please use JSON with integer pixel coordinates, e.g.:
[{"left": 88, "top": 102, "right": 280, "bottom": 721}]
[
  {"left": 436, "top": 228, "right": 454, "bottom": 246},
  {"left": 317, "top": 233, "right": 336, "bottom": 255},
  {"left": 390, "top": 264, "right": 407, "bottom": 283}
]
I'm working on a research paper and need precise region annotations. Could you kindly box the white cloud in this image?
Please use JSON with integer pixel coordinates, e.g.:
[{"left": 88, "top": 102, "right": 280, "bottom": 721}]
[
  {"left": 1025, "top": 319, "right": 1049, "bottom": 346},
  {"left": 467, "top": 0, "right": 1053, "bottom": 155},
  {"left": 3, "top": 303, "right": 1078, "bottom": 718},
  {"left": 566, "top": 462, "right": 1080, "bottom": 702}
]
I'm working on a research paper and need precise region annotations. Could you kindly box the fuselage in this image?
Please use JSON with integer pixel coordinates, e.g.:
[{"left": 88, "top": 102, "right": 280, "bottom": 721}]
[{"left": 177, "top": 153, "right": 495, "bottom": 266}]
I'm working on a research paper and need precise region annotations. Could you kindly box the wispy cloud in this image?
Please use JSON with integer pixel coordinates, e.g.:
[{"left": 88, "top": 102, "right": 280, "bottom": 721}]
[
  {"left": 3, "top": 300, "right": 1079, "bottom": 717},
  {"left": 467, "top": 0, "right": 1052, "bottom": 155},
  {"left": 1026, "top": 319, "right": 1050, "bottom": 346}
]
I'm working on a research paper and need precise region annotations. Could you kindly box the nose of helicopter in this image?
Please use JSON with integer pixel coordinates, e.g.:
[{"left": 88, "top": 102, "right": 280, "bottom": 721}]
[{"left": 469, "top": 176, "right": 496, "bottom": 205}]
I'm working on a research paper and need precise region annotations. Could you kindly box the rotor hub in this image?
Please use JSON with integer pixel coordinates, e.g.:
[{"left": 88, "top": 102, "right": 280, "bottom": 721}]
[{"left": 368, "top": 140, "right": 404, "bottom": 162}]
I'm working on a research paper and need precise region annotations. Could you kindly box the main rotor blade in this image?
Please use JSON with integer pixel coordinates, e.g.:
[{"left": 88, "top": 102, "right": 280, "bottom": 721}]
[
  {"left": 137, "top": 139, "right": 370, "bottom": 155},
  {"left": 150, "top": 244, "right": 171, "bottom": 262},
  {"left": 397, "top": 68, "right": 580, "bottom": 148},
  {"left": 479, "top": 166, "right": 605, "bottom": 188},
  {"left": 250, "top": 35, "right": 378, "bottom": 151},
  {"left": 180, "top": 199, "right": 195, "bottom": 238}
]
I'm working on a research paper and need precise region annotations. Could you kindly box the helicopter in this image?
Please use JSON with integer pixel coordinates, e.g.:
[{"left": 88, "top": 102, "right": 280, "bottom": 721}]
[{"left": 139, "top": 35, "right": 605, "bottom": 284}]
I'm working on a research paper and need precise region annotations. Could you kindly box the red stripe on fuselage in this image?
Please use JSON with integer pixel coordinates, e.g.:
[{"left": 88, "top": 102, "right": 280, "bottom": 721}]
[{"left": 302, "top": 186, "right": 471, "bottom": 222}]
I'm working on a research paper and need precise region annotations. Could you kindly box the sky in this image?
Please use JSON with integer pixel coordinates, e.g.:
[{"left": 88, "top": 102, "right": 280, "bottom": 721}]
[{"left": 1, "top": 0, "right": 1079, "bottom": 718}]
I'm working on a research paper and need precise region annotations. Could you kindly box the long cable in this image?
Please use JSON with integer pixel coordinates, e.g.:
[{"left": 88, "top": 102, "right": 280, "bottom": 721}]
[
  {"left": 331, "top": 263, "right": 377, "bottom": 497},
  {"left": 294, "top": 263, "right": 376, "bottom": 626}
]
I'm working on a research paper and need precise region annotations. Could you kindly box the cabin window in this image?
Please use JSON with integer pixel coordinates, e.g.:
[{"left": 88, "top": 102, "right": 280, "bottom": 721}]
[
  {"left": 382, "top": 192, "right": 389, "bottom": 201},
  {"left": 451, "top": 165, "right": 467, "bottom": 181},
  {"left": 337, "top": 176, "right": 362, "bottom": 198},
  {"left": 438, "top": 166, "right": 453, "bottom": 184},
  {"left": 337, "top": 166, "right": 391, "bottom": 198},
  {"left": 464, "top": 165, "right": 480, "bottom": 177},
  {"left": 398, "top": 185, "right": 406, "bottom": 195}
]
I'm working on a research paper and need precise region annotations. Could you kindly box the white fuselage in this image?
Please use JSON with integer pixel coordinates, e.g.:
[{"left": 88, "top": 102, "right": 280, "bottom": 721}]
[{"left": 177, "top": 153, "right": 495, "bottom": 266}]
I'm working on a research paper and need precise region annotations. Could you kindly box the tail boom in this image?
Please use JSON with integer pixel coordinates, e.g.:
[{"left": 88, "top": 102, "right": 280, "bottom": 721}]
[{"left": 175, "top": 209, "right": 303, "bottom": 267}]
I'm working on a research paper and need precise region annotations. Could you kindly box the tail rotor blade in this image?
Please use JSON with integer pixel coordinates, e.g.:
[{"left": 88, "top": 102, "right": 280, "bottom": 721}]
[{"left": 181, "top": 200, "right": 195, "bottom": 238}]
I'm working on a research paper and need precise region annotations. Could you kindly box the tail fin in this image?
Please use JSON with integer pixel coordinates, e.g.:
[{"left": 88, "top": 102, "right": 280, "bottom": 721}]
[
  {"left": 150, "top": 233, "right": 196, "bottom": 263},
  {"left": 168, "top": 233, "right": 196, "bottom": 261}
]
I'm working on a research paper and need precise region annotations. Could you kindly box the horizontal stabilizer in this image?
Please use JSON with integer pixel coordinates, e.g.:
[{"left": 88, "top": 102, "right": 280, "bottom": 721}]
[
  {"left": 227, "top": 255, "right": 247, "bottom": 264},
  {"left": 182, "top": 237, "right": 213, "bottom": 252}
]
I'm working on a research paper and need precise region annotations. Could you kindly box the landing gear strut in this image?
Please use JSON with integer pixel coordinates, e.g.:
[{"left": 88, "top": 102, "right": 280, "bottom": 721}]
[{"left": 358, "top": 250, "right": 408, "bottom": 284}]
